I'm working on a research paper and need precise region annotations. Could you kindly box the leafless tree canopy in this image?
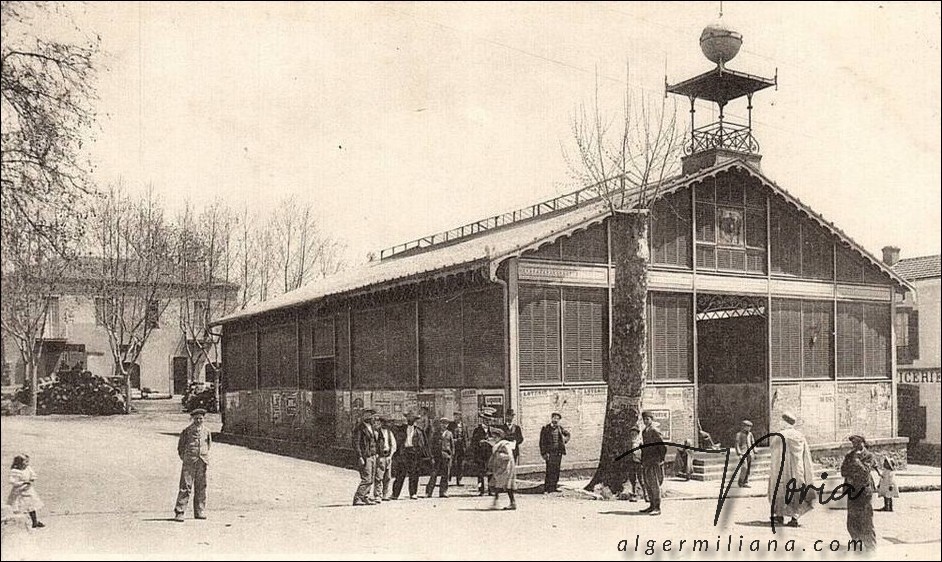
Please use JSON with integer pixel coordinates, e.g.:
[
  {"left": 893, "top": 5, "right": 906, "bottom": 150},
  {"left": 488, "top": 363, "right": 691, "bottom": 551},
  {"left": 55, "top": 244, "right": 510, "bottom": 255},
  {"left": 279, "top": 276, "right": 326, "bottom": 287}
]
[
  {"left": 0, "top": 1, "right": 100, "bottom": 253},
  {"left": 563, "top": 68, "right": 685, "bottom": 210}
]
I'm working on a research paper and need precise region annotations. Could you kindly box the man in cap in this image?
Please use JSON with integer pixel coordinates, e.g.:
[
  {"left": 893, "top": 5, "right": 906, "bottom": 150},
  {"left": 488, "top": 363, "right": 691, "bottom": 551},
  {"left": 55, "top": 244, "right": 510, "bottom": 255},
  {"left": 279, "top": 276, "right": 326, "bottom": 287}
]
[
  {"left": 735, "top": 420, "right": 756, "bottom": 488},
  {"left": 768, "top": 412, "right": 814, "bottom": 527},
  {"left": 539, "top": 412, "right": 570, "bottom": 494},
  {"left": 373, "top": 415, "right": 398, "bottom": 502},
  {"left": 174, "top": 408, "right": 211, "bottom": 522},
  {"left": 471, "top": 412, "right": 493, "bottom": 495},
  {"left": 500, "top": 409, "right": 524, "bottom": 463},
  {"left": 352, "top": 409, "right": 379, "bottom": 506},
  {"left": 449, "top": 412, "right": 467, "bottom": 486},
  {"left": 391, "top": 411, "right": 428, "bottom": 500},
  {"left": 640, "top": 410, "right": 667, "bottom": 515},
  {"left": 425, "top": 417, "right": 455, "bottom": 498}
]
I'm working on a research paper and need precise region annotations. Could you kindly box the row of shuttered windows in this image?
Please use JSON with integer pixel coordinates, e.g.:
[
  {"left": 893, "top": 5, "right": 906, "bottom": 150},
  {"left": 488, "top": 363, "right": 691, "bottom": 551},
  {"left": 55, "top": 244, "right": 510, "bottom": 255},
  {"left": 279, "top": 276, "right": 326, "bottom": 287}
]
[
  {"left": 645, "top": 292, "right": 891, "bottom": 382},
  {"left": 650, "top": 180, "right": 889, "bottom": 285},
  {"left": 225, "top": 290, "right": 892, "bottom": 391},
  {"left": 223, "top": 288, "right": 505, "bottom": 391}
]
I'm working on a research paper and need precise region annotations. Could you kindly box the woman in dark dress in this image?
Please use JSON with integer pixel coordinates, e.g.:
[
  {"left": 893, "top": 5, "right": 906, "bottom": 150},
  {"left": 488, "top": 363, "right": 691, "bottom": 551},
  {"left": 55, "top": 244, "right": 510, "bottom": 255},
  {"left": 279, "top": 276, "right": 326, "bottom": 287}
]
[{"left": 840, "top": 435, "right": 877, "bottom": 551}]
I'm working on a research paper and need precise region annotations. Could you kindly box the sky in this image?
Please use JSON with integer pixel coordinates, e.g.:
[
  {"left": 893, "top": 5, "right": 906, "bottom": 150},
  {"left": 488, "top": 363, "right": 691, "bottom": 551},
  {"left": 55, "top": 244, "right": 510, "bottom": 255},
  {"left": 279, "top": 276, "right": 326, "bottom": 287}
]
[{"left": 30, "top": 1, "right": 942, "bottom": 267}]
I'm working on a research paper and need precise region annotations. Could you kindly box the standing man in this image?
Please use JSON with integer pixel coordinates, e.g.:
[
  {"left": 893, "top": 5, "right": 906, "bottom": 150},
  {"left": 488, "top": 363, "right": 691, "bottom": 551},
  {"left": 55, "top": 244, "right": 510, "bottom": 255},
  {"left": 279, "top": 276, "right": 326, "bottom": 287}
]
[
  {"left": 174, "top": 408, "right": 211, "bottom": 522},
  {"left": 539, "top": 412, "right": 570, "bottom": 494},
  {"left": 352, "top": 409, "right": 379, "bottom": 506},
  {"left": 640, "top": 410, "right": 667, "bottom": 516},
  {"left": 374, "top": 415, "right": 397, "bottom": 502},
  {"left": 391, "top": 411, "right": 428, "bottom": 500},
  {"left": 626, "top": 426, "right": 646, "bottom": 502},
  {"left": 768, "top": 412, "right": 815, "bottom": 527},
  {"left": 735, "top": 420, "right": 756, "bottom": 488},
  {"left": 426, "top": 417, "right": 454, "bottom": 498},
  {"left": 471, "top": 414, "right": 493, "bottom": 496},
  {"left": 450, "top": 412, "right": 467, "bottom": 487},
  {"left": 501, "top": 409, "right": 524, "bottom": 463}
]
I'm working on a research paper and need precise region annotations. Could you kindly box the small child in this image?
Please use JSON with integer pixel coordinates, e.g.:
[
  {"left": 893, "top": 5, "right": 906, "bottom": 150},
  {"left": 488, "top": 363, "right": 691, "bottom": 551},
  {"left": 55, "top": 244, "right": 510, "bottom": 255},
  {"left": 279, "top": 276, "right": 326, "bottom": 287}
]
[
  {"left": 7, "top": 455, "right": 45, "bottom": 528},
  {"left": 876, "top": 456, "right": 898, "bottom": 512}
]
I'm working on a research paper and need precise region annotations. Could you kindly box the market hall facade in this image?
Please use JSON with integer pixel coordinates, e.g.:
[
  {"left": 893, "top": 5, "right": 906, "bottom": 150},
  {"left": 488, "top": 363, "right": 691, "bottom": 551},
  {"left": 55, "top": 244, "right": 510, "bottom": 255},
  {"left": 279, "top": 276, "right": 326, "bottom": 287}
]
[{"left": 213, "top": 160, "right": 911, "bottom": 472}]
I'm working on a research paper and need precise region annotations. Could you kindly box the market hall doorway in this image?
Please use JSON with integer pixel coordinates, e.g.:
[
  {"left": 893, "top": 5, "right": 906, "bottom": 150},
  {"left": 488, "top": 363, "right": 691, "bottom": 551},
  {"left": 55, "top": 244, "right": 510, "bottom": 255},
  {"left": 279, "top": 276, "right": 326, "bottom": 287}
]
[{"left": 696, "top": 294, "right": 768, "bottom": 449}]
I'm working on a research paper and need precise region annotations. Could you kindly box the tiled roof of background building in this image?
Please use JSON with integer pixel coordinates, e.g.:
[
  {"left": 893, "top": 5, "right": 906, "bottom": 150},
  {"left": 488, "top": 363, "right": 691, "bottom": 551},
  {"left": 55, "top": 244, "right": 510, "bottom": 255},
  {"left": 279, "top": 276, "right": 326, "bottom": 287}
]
[{"left": 894, "top": 255, "right": 941, "bottom": 280}]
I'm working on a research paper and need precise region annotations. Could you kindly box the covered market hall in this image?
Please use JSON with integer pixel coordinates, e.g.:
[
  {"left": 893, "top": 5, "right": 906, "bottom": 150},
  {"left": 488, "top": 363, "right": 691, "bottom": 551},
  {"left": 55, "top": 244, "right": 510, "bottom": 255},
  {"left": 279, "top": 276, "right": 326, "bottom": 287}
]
[{"left": 213, "top": 159, "right": 912, "bottom": 474}]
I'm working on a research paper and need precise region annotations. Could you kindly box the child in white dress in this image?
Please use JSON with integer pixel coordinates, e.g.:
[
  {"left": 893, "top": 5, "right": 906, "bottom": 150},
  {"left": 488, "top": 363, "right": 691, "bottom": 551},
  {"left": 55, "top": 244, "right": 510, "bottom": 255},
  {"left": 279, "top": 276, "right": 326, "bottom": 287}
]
[
  {"left": 7, "top": 455, "right": 45, "bottom": 528},
  {"left": 875, "top": 456, "right": 898, "bottom": 512}
]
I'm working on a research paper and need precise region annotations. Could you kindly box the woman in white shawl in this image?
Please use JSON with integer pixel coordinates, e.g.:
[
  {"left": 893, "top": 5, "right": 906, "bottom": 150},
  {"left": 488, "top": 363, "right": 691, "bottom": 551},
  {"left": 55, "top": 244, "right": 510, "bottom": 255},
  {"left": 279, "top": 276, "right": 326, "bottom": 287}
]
[
  {"left": 487, "top": 428, "right": 517, "bottom": 510},
  {"left": 767, "top": 412, "right": 815, "bottom": 527}
]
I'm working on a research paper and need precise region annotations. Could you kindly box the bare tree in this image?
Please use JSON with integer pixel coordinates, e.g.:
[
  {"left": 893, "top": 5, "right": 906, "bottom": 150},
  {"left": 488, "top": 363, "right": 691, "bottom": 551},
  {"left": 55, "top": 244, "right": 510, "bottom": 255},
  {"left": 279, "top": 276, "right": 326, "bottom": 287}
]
[
  {"left": 175, "top": 200, "right": 238, "bottom": 401},
  {"left": 563, "top": 68, "right": 686, "bottom": 492},
  {"left": 0, "top": 214, "right": 76, "bottom": 413},
  {"left": 88, "top": 185, "right": 175, "bottom": 413},
  {"left": 1, "top": 1, "right": 100, "bottom": 252},
  {"left": 270, "top": 194, "right": 346, "bottom": 294}
]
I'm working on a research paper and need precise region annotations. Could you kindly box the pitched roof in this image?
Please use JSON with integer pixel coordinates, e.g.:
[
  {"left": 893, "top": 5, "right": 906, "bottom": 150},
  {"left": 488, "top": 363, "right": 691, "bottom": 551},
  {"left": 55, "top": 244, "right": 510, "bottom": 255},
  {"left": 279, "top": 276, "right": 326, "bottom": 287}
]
[
  {"left": 214, "top": 159, "right": 911, "bottom": 324},
  {"left": 894, "top": 255, "right": 941, "bottom": 281}
]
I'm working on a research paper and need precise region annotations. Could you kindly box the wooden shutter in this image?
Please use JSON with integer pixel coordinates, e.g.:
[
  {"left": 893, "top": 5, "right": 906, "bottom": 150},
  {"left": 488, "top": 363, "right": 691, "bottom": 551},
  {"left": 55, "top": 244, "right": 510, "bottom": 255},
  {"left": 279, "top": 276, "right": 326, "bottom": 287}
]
[
  {"left": 463, "top": 288, "right": 505, "bottom": 388},
  {"left": 770, "top": 203, "right": 801, "bottom": 275},
  {"left": 770, "top": 299, "right": 802, "bottom": 379},
  {"left": 837, "top": 302, "right": 865, "bottom": 377},
  {"left": 352, "top": 308, "right": 385, "bottom": 389},
  {"left": 863, "top": 303, "right": 889, "bottom": 378},
  {"left": 561, "top": 223, "right": 609, "bottom": 264},
  {"left": 802, "top": 300, "right": 833, "bottom": 378},
  {"left": 651, "top": 192, "right": 690, "bottom": 268},
  {"left": 223, "top": 331, "right": 257, "bottom": 391},
  {"left": 562, "top": 288, "right": 606, "bottom": 383},
  {"left": 801, "top": 222, "right": 834, "bottom": 280},
  {"left": 335, "top": 311, "right": 351, "bottom": 390},
  {"left": 836, "top": 247, "right": 865, "bottom": 284},
  {"left": 518, "top": 286, "right": 561, "bottom": 384},
  {"left": 420, "top": 296, "right": 462, "bottom": 388},
  {"left": 313, "top": 317, "right": 335, "bottom": 358},
  {"left": 909, "top": 310, "right": 920, "bottom": 361},
  {"left": 258, "top": 323, "right": 297, "bottom": 389},
  {"left": 648, "top": 292, "right": 691, "bottom": 382}
]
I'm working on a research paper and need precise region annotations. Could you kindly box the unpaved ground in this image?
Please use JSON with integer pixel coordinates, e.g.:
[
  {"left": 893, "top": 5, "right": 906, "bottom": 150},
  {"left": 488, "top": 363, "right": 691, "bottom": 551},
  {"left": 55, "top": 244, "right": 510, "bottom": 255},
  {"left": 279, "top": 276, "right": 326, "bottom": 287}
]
[{"left": 2, "top": 403, "right": 939, "bottom": 560}]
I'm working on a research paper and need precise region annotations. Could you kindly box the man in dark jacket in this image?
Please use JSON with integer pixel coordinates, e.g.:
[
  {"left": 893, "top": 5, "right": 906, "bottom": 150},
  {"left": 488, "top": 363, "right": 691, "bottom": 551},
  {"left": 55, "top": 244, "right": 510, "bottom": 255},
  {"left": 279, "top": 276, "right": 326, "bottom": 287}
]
[
  {"left": 425, "top": 417, "right": 455, "bottom": 498},
  {"left": 501, "top": 409, "right": 524, "bottom": 462},
  {"left": 470, "top": 415, "right": 492, "bottom": 496},
  {"left": 539, "top": 412, "right": 570, "bottom": 493},
  {"left": 352, "top": 409, "right": 379, "bottom": 506},
  {"left": 450, "top": 413, "right": 467, "bottom": 486},
  {"left": 391, "top": 411, "right": 429, "bottom": 500},
  {"left": 640, "top": 410, "right": 667, "bottom": 515}
]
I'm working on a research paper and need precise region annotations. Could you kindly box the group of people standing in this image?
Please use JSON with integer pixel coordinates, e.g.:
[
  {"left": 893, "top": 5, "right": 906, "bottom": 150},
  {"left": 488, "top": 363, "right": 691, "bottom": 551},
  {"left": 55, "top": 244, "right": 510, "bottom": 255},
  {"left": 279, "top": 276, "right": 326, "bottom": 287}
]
[
  {"left": 351, "top": 408, "right": 527, "bottom": 510},
  {"left": 766, "top": 411, "right": 898, "bottom": 551}
]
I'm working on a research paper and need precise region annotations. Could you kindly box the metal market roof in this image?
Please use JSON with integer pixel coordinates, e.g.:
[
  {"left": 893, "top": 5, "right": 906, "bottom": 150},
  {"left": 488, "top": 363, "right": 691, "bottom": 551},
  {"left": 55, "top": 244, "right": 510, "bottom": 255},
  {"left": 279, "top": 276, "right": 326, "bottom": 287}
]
[
  {"left": 894, "top": 255, "right": 941, "bottom": 281},
  {"left": 214, "top": 159, "right": 911, "bottom": 325}
]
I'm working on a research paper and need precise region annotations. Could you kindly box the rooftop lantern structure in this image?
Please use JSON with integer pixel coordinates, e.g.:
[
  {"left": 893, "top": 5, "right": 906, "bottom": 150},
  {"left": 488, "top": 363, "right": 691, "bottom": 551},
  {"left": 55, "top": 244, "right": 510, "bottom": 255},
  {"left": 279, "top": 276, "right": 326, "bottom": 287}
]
[{"left": 667, "top": 22, "right": 776, "bottom": 174}]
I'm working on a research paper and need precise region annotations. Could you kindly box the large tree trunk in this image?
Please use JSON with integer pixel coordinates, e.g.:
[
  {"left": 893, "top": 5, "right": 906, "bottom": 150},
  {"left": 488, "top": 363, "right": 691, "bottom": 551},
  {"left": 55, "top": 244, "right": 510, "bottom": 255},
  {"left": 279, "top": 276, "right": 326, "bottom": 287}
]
[{"left": 586, "top": 211, "right": 648, "bottom": 492}]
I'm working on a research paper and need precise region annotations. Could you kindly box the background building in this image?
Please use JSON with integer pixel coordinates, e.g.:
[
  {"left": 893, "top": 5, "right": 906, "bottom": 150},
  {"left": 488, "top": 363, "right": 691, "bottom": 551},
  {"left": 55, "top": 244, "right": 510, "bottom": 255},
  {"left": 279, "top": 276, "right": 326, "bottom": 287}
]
[
  {"left": 1, "top": 258, "right": 238, "bottom": 395},
  {"left": 891, "top": 252, "right": 941, "bottom": 463}
]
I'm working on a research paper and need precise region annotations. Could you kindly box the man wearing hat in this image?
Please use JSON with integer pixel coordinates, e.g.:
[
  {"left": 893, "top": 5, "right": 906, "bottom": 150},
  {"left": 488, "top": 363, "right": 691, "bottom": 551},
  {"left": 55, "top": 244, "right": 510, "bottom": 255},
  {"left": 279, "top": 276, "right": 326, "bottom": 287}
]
[
  {"left": 391, "top": 411, "right": 429, "bottom": 500},
  {"left": 640, "top": 410, "right": 667, "bottom": 515},
  {"left": 734, "top": 420, "right": 756, "bottom": 488},
  {"left": 373, "top": 415, "right": 398, "bottom": 502},
  {"left": 352, "top": 409, "right": 379, "bottom": 506},
  {"left": 425, "top": 417, "right": 455, "bottom": 498},
  {"left": 471, "top": 413, "right": 493, "bottom": 495},
  {"left": 449, "top": 412, "right": 467, "bottom": 486},
  {"left": 539, "top": 412, "right": 570, "bottom": 494},
  {"left": 500, "top": 409, "right": 524, "bottom": 463},
  {"left": 174, "top": 408, "right": 211, "bottom": 522},
  {"left": 768, "top": 412, "right": 814, "bottom": 527}
]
